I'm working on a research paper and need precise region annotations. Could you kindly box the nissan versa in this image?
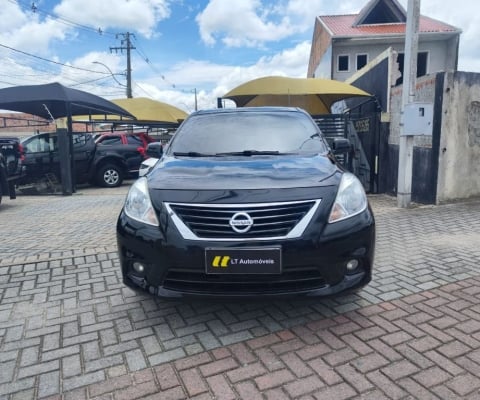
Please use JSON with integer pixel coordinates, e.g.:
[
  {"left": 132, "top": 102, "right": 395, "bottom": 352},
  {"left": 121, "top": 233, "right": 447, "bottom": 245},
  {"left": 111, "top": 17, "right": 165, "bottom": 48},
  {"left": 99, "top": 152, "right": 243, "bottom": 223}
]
[{"left": 116, "top": 107, "right": 375, "bottom": 298}]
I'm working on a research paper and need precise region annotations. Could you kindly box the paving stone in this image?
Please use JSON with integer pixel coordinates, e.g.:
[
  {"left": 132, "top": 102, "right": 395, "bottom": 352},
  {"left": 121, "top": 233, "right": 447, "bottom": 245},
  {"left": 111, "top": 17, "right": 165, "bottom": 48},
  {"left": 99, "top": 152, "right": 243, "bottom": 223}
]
[
  {"left": 2, "top": 191, "right": 480, "bottom": 398},
  {"left": 125, "top": 349, "right": 147, "bottom": 372},
  {"left": 42, "top": 345, "right": 80, "bottom": 363},
  {"left": 0, "top": 377, "right": 35, "bottom": 397},
  {"left": 0, "top": 361, "right": 15, "bottom": 385},
  {"left": 17, "top": 360, "right": 59, "bottom": 379},
  {"left": 20, "top": 346, "right": 39, "bottom": 367},
  {"left": 149, "top": 348, "right": 187, "bottom": 366},
  {"left": 38, "top": 371, "right": 60, "bottom": 398},
  {"left": 62, "top": 355, "right": 82, "bottom": 378},
  {"left": 62, "top": 370, "right": 105, "bottom": 392},
  {"left": 84, "top": 354, "right": 123, "bottom": 373},
  {"left": 413, "top": 366, "right": 452, "bottom": 388},
  {"left": 206, "top": 374, "right": 236, "bottom": 400}
]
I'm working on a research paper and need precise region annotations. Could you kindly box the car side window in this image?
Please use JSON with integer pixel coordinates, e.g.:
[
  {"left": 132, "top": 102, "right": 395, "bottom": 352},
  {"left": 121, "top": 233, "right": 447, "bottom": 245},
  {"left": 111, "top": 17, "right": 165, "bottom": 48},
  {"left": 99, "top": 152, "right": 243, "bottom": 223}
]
[
  {"left": 98, "top": 136, "right": 122, "bottom": 146},
  {"left": 24, "top": 135, "right": 51, "bottom": 153},
  {"left": 72, "top": 133, "right": 88, "bottom": 148},
  {"left": 126, "top": 135, "right": 143, "bottom": 145},
  {"left": 50, "top": 136, "right": 58, "bottom": 151}
]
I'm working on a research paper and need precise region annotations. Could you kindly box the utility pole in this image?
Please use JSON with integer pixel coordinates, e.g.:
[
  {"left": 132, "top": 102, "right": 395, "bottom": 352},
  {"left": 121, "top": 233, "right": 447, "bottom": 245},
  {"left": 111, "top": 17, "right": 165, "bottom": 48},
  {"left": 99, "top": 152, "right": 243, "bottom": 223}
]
[
  {"left": 110, "top": 32, "right": 135, "bottom": 98},
  {"left": 397, "top": 0, "right": 420, "bottom": 208}
]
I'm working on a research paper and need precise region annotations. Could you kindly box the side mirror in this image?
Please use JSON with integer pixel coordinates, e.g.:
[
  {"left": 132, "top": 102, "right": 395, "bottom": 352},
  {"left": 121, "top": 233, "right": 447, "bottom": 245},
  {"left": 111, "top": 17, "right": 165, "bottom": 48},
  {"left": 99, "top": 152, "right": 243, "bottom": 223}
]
[
  {"left": 331, "top": 138, "right": 351, "bottom": 155},
  {"left": 146, "top": 142, "right": 163, "bottom": 159}
]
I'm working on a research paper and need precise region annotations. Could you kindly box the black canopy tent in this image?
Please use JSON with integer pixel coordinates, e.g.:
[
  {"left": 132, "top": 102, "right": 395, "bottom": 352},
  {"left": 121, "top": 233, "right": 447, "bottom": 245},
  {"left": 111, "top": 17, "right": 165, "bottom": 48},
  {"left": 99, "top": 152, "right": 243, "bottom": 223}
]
[{"left": 0, "top": 82, "right": 135, "bottom": 194}]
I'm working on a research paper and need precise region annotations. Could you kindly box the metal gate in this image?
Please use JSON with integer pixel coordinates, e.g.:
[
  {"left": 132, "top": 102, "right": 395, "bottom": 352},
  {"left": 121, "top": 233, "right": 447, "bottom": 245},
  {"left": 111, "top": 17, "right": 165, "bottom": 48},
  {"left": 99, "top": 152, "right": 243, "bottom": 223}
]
[{"left": 313, "top": 102, "right": 380, "bottom": 193}]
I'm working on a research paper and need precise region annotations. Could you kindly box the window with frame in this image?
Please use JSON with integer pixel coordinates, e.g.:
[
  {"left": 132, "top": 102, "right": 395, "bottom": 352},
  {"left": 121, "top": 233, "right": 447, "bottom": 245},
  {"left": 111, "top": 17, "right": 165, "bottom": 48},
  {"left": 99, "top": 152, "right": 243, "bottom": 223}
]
[
  {"left": 395, "top": 52, "right": 428, "bottom": 85},
  {"left": 338, "top": 55, "right": 349, "bottom": 72},
  {"left": 98, "top": 136, "right": 122, "bottom": 146},
  {"left": 356, "top": 54, "right": 368, "bottom": 70},
  {"left": 72, "top": 133, "right": 88, "bottom": 148},
  {"left": 126, "top": 135, "right": 143, "bottom": 145},
  {"left": 24, "top": 134, "right": 51, "bottom": 153}
]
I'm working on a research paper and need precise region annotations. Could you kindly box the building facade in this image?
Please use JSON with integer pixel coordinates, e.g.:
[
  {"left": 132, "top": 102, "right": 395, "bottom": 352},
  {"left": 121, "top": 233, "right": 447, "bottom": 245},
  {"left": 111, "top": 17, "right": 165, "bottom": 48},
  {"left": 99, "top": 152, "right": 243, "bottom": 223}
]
[{"left": 308, "top": 0, "right": 461, "bottom": 84}]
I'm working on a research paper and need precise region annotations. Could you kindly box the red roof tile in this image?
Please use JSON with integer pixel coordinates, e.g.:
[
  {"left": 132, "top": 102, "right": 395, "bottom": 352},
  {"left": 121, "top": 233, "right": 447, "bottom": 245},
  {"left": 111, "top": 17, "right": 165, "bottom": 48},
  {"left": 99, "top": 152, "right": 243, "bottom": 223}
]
[{"left": 320, "top": 14, "right": 460, "bottom": 37}]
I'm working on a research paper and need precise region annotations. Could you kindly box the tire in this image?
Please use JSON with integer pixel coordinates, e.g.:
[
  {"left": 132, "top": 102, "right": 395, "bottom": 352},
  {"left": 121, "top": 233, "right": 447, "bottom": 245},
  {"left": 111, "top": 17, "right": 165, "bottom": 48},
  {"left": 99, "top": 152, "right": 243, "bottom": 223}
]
[{"left": 96, "top": 163, "right": 124, "bottom": 187}]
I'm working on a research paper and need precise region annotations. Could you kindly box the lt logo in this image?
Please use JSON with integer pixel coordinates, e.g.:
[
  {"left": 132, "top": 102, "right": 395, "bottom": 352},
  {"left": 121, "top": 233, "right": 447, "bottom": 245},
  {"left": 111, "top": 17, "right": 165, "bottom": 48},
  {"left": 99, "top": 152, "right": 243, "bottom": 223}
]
[{"left": 212, "top": 256, "right": 230, "bottom": 268}]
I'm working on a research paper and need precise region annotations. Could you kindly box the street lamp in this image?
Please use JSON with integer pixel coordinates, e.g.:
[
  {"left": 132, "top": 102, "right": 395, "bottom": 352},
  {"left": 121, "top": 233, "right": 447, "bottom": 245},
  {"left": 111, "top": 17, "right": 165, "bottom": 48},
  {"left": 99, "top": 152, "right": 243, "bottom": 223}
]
[{"left": 92, "top": 61, "right": 129, "bottom": 97}]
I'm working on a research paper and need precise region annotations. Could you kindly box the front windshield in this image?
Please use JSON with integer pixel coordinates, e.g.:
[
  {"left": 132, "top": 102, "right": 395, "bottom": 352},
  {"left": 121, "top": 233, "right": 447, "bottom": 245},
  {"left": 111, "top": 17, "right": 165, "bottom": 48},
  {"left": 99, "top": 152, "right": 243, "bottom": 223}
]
[{"left": 167, "top": 109, "right": 329, "bottom": 155}]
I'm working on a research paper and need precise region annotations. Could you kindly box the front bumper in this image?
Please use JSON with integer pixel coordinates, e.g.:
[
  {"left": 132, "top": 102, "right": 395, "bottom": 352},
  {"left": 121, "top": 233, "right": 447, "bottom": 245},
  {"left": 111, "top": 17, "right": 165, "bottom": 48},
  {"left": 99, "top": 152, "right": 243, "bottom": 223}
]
[{"left": 116, "top": 208, "right": 375, "bottom": 298}]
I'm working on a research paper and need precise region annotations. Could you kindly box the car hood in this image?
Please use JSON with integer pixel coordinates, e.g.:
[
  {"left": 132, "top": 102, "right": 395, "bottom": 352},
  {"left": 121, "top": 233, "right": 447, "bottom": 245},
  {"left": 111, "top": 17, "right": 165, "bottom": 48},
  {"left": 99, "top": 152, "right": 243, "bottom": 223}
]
[{"left": 147, "top": 153, "right": 340, "bottom": 190}]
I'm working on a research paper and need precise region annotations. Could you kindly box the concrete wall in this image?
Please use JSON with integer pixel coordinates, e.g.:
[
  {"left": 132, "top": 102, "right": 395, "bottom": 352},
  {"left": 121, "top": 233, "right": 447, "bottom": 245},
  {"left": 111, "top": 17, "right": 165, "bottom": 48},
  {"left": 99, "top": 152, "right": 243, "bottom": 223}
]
[
  {"left": 389, "top": 74, "right": 437, "bottom": 148},
  {"left": 388, "top": 74, "right": 440, "bottom": 203},
  {"left": 388, "top": 71, "right": 480, "bottom": 203},
  {"left": 437, "top": 71, "right": 480, "bottom": 202}
]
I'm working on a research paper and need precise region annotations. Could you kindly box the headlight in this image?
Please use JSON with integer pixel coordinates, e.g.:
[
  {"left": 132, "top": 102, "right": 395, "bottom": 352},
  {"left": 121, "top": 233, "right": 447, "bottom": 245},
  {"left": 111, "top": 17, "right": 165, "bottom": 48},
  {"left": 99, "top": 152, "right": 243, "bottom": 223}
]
[
  {"left": 124, "top": 178, "right": 159, "bottom": 226},
  {"left": 328, "top": 172, "right": 367, "bottom": 223}
]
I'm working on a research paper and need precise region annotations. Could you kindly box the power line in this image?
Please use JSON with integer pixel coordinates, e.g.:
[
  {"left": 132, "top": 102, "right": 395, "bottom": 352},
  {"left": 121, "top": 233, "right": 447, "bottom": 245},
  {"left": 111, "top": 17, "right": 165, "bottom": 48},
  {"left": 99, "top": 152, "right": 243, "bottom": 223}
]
[
  {"left": 9, "top": 0, "right": 115, "bottom": 37},
  {"left": 0, "top": 42, "right": 110, "bottom": 75},
  {"left": 0, "top": 42, "right": 127, "bottom": 94},
  {"left": 133, "top": 82, "right": 156, "bottom": 98},
  {"left": 2, "top": 4, "right": 184, "bottom": 99},
  {"left": 131, "top": 36, "right": 176, "bottom": 89}
]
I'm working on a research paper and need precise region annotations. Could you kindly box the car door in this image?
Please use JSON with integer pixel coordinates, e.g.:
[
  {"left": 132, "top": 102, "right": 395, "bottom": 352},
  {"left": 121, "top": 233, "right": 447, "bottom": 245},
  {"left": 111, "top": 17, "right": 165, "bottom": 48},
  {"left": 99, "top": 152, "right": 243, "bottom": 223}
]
[
  {"left": 123, "top": 134, "right": 146, "bottom": 173},
  {"left": 71, "top": 133, "right": 95, "bottom": 182},
  {"left": 21, "top": 133, "right": 57, "bottom": 180}
]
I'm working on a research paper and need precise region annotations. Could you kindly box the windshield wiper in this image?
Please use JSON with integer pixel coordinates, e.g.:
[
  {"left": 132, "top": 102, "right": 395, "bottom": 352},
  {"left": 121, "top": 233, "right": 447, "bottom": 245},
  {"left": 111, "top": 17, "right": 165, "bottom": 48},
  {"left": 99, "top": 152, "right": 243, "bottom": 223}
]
[
  {"left": 173, "top": 151, "right": 215, "bottom": 157},
  {"left": 215, "top": 150, "right": 284, "bottom": 156}
]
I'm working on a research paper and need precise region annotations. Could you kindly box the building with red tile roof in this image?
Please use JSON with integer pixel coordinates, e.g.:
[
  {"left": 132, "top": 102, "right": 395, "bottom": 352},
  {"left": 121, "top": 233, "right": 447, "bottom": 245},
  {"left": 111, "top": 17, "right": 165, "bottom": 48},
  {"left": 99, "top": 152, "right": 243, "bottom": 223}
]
[{"left": 308, "top": 0, "right": 461, "bottom": 83}]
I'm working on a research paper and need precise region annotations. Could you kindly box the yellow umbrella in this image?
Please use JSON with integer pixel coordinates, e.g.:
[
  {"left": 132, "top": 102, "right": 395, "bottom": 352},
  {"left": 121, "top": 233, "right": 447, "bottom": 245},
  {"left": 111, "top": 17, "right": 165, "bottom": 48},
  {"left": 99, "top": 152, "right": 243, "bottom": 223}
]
[
  {"left": 223, "top": 76, "right": 371, "bottom": 114},
  {"left": 74, "top": 97, "right": 188, "bottom": 124}
]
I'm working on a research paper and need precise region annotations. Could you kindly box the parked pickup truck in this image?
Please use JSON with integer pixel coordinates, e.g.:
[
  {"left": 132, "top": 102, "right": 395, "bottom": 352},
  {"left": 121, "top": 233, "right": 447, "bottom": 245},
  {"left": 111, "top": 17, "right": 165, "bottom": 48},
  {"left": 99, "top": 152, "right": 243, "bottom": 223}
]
[
  {"left": 19, "top": 131, "right": 154, "bottom": 188},
  {"left": 0, "top": 136, "right": 24, "bottom": 204}
]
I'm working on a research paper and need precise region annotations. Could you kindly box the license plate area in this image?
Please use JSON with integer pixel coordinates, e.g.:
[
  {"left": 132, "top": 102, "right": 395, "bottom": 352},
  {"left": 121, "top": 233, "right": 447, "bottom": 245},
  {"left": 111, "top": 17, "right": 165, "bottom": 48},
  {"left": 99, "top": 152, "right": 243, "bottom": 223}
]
[{"left": 205, "top": 247, "right": 282, "bottom": 274}]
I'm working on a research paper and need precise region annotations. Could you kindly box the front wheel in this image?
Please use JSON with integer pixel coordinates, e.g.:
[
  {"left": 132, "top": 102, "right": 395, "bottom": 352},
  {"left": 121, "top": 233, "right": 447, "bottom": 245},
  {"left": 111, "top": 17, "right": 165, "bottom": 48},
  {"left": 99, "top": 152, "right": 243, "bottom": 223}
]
[{"left": 96, "top": 164, "right": 124, "bottom": 187}]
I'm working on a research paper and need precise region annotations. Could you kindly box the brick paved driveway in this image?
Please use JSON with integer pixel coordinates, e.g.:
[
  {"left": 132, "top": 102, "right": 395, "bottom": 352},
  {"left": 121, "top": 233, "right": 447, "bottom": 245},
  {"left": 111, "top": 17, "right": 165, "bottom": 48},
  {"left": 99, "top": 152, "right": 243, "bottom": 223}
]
[{"left": 1, "top": 184, "right": 480, "bottom": 399}]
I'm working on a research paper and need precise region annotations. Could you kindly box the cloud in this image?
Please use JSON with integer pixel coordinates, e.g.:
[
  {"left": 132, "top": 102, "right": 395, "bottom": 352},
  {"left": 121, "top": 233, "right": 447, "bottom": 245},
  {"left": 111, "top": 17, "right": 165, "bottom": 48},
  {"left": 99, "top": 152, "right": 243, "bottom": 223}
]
[
  {"left": 53, "top": 0, "right": 171, "bottom": 38},
  {"left": 139, "top": 41, "right": 312, "bottom": 111},
  {"left": 0, "top": 2, "right": 68, "bottom": 56},
  {"left": 2, "top": 0, "right": 479, "bottom": 116},
  {"left": 196, "top": 0, "right": 295, "bottom": 47},
  {"left": 415, "top": 0, "right": 480, "bottom": 72},
  {"left": 284, "top": 0, "right": 358, "bottom": 24},
  {"left": 195, "top": 0, "right": 362, "bottom": 49}
]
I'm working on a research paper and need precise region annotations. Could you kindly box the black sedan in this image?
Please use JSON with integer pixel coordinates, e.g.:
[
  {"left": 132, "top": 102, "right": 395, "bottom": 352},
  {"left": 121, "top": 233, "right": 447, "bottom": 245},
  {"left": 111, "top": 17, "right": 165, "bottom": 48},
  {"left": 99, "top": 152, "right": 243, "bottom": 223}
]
[{"left": 116, "top": 107, "right": 375, "bottom": 298}]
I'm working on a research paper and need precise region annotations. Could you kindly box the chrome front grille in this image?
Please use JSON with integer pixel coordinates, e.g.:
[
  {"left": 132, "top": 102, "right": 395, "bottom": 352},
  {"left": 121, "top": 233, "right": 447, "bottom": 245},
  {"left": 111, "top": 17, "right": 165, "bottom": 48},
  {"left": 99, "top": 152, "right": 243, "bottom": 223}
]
[{"left": 165, "top": 200, "right": 321, "bottom": 241}]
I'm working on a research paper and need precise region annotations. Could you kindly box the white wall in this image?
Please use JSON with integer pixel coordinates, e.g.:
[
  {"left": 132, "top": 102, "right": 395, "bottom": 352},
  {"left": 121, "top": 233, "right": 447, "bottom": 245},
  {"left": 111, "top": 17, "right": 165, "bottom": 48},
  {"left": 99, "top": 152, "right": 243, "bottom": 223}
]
[
  {"left": 331, "top": 37, "right": 453, "bottom": 82},
  {"left": 313, "top": 47, "right": 332, "bottom": 79}
]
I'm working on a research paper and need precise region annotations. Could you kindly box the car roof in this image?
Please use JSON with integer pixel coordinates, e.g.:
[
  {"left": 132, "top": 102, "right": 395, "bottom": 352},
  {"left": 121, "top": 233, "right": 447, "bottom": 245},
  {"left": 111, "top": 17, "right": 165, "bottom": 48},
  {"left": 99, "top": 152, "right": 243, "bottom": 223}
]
[
  {"left": 190, "top": 106, "right": 309, "bottom": 117},
  {"left": 21, "top": 131, "right": 91, "bottom": 142},
  {"left": 97, "top": 131, "right": 146, "bottom": 136}
]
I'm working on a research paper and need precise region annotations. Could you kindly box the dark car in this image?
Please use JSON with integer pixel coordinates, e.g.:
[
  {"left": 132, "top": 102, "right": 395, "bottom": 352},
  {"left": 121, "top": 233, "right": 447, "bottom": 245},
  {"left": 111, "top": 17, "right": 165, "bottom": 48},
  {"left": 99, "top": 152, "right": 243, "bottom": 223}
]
[
  {"left": 0, "top": 136, "right": 24, "bottom": 204},
  {"left": 20, "top": 131, "right": 154, "bottom": 188},
  {"left": 94, "top": 131, "right": 154, "bottom": 185},
  {"left": 20, "top": 131, "right": 95, "bottom": 186},
  {"left": 116, "top": 107, "right": 375, "bottom": 298}
]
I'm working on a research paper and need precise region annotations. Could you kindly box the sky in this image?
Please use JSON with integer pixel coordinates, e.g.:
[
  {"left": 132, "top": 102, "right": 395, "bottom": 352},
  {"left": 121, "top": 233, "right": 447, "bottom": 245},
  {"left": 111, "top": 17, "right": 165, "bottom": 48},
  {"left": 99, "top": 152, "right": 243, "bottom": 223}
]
[{"left": 0, "top": 0, "right": 479, "bottom": 113}]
